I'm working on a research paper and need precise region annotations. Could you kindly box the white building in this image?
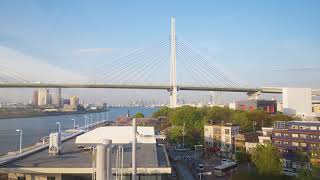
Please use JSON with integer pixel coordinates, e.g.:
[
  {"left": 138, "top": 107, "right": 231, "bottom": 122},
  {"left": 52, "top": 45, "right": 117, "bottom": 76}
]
[
  {"left": 282, "top": 88, "right": 312, "bottom": 116},
  {"left": 204, "top": 123, "right": 239, "bottom": 152},
  {"left": 258, "top": 127, "right": 273, "bottom": 145},
  {"left": 38, "top": 88, "right": 49, "bottom": 106}
]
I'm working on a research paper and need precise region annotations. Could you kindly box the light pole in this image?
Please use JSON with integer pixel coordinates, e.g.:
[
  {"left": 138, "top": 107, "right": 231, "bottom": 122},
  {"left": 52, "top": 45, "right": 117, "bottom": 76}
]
[
  {"left": 16, "top": 129, "right": 22, "bottom": 154},
  {"left": 71, "top": 118, "right": 76, "bottom": 129},
  {"left": 182, "top": 122, "right": 186, "bottom": 148},
  {"left": 56, "top": 122, "right": 61, "bottom": 133},
  {"left": 96, "top": 113, "right": 99, "bottom": 123},
  {"left": 84, "top": 115, "right": 88, "bottom": 131}
]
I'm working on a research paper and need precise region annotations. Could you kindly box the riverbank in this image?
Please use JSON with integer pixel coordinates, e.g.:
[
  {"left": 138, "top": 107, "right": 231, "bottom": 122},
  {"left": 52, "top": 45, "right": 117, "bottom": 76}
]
[{"left": 0, "top": 109, "right": 107, "bottom": 120}]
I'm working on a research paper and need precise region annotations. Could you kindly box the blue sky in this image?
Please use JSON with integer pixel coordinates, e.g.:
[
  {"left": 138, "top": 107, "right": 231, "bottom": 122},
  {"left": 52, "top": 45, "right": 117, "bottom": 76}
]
[{"left": 0, "top": 0, "right": 320, "bottom": 103}]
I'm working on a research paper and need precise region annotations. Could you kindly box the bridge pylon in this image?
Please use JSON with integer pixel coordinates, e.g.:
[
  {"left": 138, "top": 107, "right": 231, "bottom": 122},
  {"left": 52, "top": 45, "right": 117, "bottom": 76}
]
[{"left": 169, "top": 17, "right": 178, "bottom": 108}]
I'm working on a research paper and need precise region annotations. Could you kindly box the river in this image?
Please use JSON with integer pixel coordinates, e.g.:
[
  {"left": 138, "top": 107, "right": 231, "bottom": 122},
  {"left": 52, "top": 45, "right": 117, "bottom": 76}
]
[{"left": 0, "top": 107, "right": 158, "bottom": 155}]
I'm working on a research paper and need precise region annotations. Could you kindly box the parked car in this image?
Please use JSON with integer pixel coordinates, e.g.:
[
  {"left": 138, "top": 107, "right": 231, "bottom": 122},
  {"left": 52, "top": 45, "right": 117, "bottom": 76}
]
[
  {"left": 282, "top": 168, "right": 298, "bottom": 177},
  {"left": 221, "top": 159, "right": 233, "bottom": 164},
  {"left": 171, "top": 171, "right": 177, "bottom": 179},
  {"left": 197, "top": 163, "right": 204, "bottom": 171}
]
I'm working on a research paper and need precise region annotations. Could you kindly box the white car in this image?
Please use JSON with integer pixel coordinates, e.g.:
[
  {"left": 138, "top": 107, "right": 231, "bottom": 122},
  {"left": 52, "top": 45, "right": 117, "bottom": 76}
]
[
  {"left": 282, "top": 168, "right": 298, "bottom": 177},
  {"left": 197, "top": 164, "right": 204, "bottom": 171},
  {"left": 221, "top": 159, "right": 233, "bottom": 164}
]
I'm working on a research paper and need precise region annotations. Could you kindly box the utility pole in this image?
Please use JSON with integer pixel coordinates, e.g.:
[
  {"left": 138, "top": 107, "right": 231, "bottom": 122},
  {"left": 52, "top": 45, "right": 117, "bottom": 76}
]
[
  {"left": 170, "top": 17, "right": 178, "bottom": 108},
  {"left": 132, "top": 118, "right": 137, "bottom": 180},
  {"left": 182, "top": 122, "right": 186, "bottom": 148}
]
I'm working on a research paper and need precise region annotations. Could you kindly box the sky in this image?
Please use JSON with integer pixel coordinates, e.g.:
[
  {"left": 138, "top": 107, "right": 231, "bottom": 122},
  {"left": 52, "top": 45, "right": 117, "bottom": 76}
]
[{"left": 0, "top": 0, "right": 320, "bottom": 104}]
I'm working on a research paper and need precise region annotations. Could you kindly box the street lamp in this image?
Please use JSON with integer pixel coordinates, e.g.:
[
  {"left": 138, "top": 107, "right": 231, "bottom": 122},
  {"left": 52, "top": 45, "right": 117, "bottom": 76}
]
[
  {"left": 56, "top": 122, "right": 61, "bottom": 133},
  {"left": 16, "top": 129, "right": 22, "bottom": 154},
  {"left": 71, "top": 118, "right": 76, "bottom": 129},
  {"left": 84, "top": 115, "right": 88, "bottom": 131}
]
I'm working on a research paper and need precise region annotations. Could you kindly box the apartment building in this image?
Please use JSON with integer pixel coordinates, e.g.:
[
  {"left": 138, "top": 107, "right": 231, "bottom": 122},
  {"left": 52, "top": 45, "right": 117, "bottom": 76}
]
[
  {"left": 272, "top": 121, "right": 320, "bottom": 168},
  {"left": 204, "top": 123, "right": 239, "bottom": 153}
]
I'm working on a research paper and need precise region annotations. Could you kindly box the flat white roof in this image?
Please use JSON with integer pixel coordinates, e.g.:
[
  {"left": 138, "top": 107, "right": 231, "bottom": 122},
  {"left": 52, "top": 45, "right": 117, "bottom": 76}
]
[{"left": 75, "top": 126, "right": 156, "bottom": 144}]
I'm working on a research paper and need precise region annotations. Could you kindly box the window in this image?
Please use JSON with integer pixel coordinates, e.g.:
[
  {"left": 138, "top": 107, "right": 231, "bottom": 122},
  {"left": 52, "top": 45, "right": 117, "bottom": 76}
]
[
  {"left": 275, "top": 133, "right": 281, "bottom": 137},
  {"left": 292, "top": 125, "right": 298, "bottom": 129},
  {"left": 225, "top": 136, "right": 230, "bottom": 142},
  {"left": 18, "top": 177, "right": 26, "bottom": 180},
  {"left": 311, "top": 144, "right": 317, "bottom": 147},
  {"left": 292, "top": 142, "right": 299, "bottom": 146},
  {"left": 283, "top": 141, "right": 289, "bottom": 145},
  {"left": 47, "top": 177, "right": 55, "bottom": 180},
  {"left": 283, "top": 133, "right": 289, "bottom": 136},
  {"left": 311, "top": 135, "right": 317, "bottom": 139},
  {"left": 292, "top": 134, "right": 299, "bottom": 138},
  {"left": 225, "top": 129, "right": 230, "bottom": 134},
  {"left": 275, "top": 141, "right": 281, "bottom": 144},
  {"left": 310, "top": 126, "right": 317, "bottom": 130},
  {"left": 300, "top": 134, "right": 308, "bottom": 138},
  {"left": 299, "top": 126, "right": 309, "bottom": 130},
  {"left": 300, "top": 143, "right": 307, "bottom": 147},
  {"left": 263, "top": 139, "right": 271, "bottom": 144}
]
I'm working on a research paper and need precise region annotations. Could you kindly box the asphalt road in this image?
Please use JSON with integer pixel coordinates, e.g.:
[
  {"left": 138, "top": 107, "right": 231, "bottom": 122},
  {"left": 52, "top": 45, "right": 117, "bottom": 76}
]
[{"left": 175, "top": 161, "right": 196, "bottom": 180}]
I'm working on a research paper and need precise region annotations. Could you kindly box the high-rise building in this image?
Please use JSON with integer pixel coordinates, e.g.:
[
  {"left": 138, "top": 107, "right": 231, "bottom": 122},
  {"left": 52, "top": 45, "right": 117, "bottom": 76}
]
[
  {"left": 58, "top": 88, "right": 62, "bottom": 106},
  {"left": 32, "top": 90, "right": 38, "bottom": 107},
  {"left": 52, "top": 88, "right": 62, "bottom": 107},
  {"left": 70, "top": 96, "right": 79, "bottom": 108},
  {"left": 38, "top": 88, "right": 49, "bottom": 106}
]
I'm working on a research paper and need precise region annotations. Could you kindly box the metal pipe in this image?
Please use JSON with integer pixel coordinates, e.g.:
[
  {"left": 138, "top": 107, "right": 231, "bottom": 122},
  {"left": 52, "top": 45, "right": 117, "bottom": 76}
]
[
  {"left": 115, "top": 148, "right": 118, "bottom": 180},
  {"left": 106, "top": 142, "right": 112, "bottom": 180},
  {"left": 121, "top": 146, "right": 124, "bottom": 180},
  {"left": 132, "top": 118, "right": 137, "bottom": 180}
]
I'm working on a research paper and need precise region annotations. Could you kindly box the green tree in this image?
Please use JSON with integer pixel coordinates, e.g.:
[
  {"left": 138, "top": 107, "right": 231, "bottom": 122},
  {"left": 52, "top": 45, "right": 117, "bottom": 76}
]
[
  {"left": 231, "top": 111, "right": 252, "bottom": 132},
  {"left": 203, "top": 106, "right": 233, "bottom": 124},
  {"left": 235, "top": 150, "right": 251, "bottom": 163},
  {"left": 133, "top": 112, "right": 144, "bottom": 118},
  {"left": 167, "top": 126, "right": 183, "bottom": 144},
  {"left": 152, "top": 107, "right": 171, "bottom": 118},
  {"left": 251, "top": 144, "right": 282, "bottom": 175}
]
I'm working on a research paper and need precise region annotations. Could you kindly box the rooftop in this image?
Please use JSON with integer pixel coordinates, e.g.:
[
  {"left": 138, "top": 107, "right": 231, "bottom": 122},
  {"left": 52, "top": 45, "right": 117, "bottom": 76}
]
[
  {"left": 0, "top": 137, "right": 171, "bottom": 174},
  {"left": 75, "top": 126, "right": 156, "bottom": 144}
]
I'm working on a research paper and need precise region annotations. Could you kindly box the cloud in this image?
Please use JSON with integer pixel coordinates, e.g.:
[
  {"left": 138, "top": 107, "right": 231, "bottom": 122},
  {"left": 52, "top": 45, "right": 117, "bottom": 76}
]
[
  {"left": 0, "top": 46, "right": 88, "bottom": 83},
  {"left": 73, "top": 48, "right": 124, "bottom": 55}
]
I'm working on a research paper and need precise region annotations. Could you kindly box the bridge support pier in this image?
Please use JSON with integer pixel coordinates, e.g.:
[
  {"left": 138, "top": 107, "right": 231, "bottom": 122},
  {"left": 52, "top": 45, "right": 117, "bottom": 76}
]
[
  {"left": 169, "top": 86, "right": 178, "bottom": 108},
  {"left": 169, "top": 17, "right": 178, "bottom": 108}
]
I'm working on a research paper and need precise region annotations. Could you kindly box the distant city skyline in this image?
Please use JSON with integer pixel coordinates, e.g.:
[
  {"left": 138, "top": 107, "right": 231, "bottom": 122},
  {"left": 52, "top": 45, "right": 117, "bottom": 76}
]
[{"left": 0, "top": 0, "right": 320, "bottom": 103}]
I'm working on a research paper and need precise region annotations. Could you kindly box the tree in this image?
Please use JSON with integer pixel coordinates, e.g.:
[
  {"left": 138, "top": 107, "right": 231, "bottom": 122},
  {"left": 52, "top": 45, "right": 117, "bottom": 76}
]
[
  {"left": 133, "top": 112, "right": 144, "bottom": 118},
  {"left": 236, "top": 150, "right": 251, "bottom": 163},
  {"left": 231, "top": 112, "right": 252, "bottom": 132},
  {"left": 203, "top": 106, "right": 233, "bottom": 124},
  {"left": 167, "top": 126, "right": 183, "bottom": 144},
  {"left": 251, "top": 144, "right": 282, "bottom": 175},
  {"left": 152, "top": 107, "right": 171, "bottom": 118}
]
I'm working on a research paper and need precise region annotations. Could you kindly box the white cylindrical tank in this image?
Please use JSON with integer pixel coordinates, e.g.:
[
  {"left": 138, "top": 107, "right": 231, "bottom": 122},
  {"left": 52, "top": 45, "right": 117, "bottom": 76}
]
[{"left": 96, "top": 139, "right": 112, "bottom": 180}]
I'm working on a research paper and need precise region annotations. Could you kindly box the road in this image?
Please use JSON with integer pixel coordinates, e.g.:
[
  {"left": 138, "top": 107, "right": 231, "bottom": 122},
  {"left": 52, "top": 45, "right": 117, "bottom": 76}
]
[{"left": 175, "top": 161, "right": 196, "bottom": 180}]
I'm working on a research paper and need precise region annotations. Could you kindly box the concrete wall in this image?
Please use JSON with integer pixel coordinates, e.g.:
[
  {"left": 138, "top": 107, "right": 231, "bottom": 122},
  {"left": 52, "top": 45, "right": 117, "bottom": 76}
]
[{"left": 283, "top": 88, "right": 312, "bottom": 116}]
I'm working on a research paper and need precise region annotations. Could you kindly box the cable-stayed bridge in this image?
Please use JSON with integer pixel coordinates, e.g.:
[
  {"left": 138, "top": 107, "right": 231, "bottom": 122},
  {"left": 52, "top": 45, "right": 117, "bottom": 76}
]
[{"left": 0, "top": 17, "right": 319, "bottom": 107}]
